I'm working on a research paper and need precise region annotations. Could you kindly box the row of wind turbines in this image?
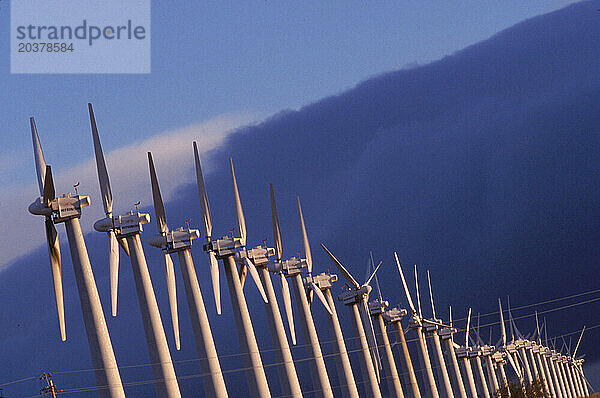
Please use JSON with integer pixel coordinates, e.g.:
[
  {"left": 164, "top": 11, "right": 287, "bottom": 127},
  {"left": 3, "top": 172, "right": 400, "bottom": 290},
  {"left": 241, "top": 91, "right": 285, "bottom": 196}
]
[{"left": 27, "top": 104, "right": 592, "bottom": 398}]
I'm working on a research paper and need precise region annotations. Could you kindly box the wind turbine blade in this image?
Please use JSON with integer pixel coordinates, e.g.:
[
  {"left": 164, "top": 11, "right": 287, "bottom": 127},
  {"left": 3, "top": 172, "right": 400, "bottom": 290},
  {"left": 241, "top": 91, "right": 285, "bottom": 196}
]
[
  {"left": 280, "top": 273, "right": 296, "bottom": 345},
  {"left": 88, "top": 103, "right": 113, "bottom": 216},
  {"left": 297, "top": 197, "right": 312, "bottom": 273},
  {"left": 30, "top": 117, "right": 46, "bottom": 196},
  {"left": 244, "top": 258, "right": 267, "bottom": 303},
  {"left": 466, "top": 308, "right": 472, "bottom": 347},
  {"left": 449, "top": 305, "right": 453, "bottom": 327},
  {"left": 310, "top": 281, "right": 332, "bottom": 315},
  {"left": 544, "top": 317, "right": 549, "bottom": 347},
  {"left": 269, "top": 184, "right": 282, "bottom": 262},
  {"left": 476, "top": 312, "right": 482, "bottom": 346},
  {"left": 573, "top": 326, "right": 585, "bottom": 358},
  {"left": 427, "top": 270, "right": 436, "bottom": 320},
  {"left": 229, "top": 158, "right": 246, "bottom": 246},
  {"left": 163, "top": 252, "right": 180, "bottom": 350},
  {"left": 506, "top": 351, "right": 522, "bottom": 380},
  {"left": 45, "top": 218, "right": 65, "bottom": 341},
  {"left": 147, "top": 152, "right": 167, "bottom": 234},
  {"left": 370, "top": 252, "right": 383, "bottom": 301},
  {"left": 393, "top": 252, "right": 416, "bottom": 315},
  {"left": 499, "top": 298, "right": 506, "bottom": 346},
  {"left": 414, "top": 265, "right": 422, "bottom": 318},
  {"left": 209, "top": 252, "right": 221, "bottom": 315},
  {"left": 534, "top": 311, "right": 540, "bottom": 343},
  {"left": 43, "top": 165, "right": 55, "bottom": 204},
  {"left": 320, "top": 244, "right": 360, "bottom": 289},
  {"left": 118, "top": 237, "right": 130, "bottom": 256},
  {"left": 364, "top": 259, "right": 382, "bottom": 287},
  {"left": 109, "top": 231, "right": 119, "bottom": 317},
  {"left": 361, "top": 299, "right": 382, "bottom": 378},
  {"left": 193, "top": 142, "right": 212, "bottom": 239}
]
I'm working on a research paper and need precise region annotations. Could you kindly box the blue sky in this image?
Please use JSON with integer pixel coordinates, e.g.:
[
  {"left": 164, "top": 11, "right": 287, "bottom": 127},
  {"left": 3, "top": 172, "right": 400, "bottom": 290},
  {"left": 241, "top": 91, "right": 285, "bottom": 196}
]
[{"left": 0, "top": 1, "right": 578, "bottom": 266}]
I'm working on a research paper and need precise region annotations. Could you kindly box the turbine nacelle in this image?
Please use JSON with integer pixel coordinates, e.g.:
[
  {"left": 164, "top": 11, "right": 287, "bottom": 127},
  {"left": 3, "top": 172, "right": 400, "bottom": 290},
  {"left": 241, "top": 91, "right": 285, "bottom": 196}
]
[
  {"left": 149, "top": 226, "right": 200, "bottom": 252},
  {"left": 368, "top": 298, "right": 389, "bottom": 316},
  {"left": 204, "top": 235, "right": 244, "bottom": 258},
  {"left": 491, "top": 351, "right": 506, "bottom": 364},
  {"left": 94, "top": 211, "right": 150, "bottom": 236},
  {"left": 280, "top": 256, "right": 307, "bottom": 276},
  {"left": 29, "top": 193, "right": 90, "bottom": 222},
  {"left": 480, "top": 344, "right": 496, "bottom": 356},
  {"left": 438, "top": 326, "right": 458, "bottom": 340},
  {"left": 338, "top": 285, "right": 371, "bottom": 306},
  {"left": 382, "top": 307, "right": 407, "bottom": 324},
  {"left": 241, "top": 245, "right": 276, "bottom": 268},
  {"left": 304, "top": 273, "right": 337, "bottom": 291},
  {"left": 456, "top": 346, "right": 479, "bottom": 359},
  {"left": 421, "top": 319, "right": 439, "bottom": 334}
]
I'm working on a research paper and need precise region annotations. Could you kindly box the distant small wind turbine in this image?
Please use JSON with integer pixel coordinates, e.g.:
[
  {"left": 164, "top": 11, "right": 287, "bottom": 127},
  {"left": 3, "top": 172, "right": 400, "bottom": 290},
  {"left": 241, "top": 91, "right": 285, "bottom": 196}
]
[
  {"left": 395, "top": 256, "right": 440, "bottom": 398},
  {"left": 321, "top": 244, "right": 382, "bottom": 398}
]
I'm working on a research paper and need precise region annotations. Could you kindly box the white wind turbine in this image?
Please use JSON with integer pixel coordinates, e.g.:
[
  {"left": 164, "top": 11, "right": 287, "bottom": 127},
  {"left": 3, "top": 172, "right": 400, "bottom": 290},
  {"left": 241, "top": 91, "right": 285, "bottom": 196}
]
[
  {"left": 531, "top": 313, "right": 554, "bottom": 397},
  {"left": 572, "top": 326, "right": 590, "bottom": 397},
  {"left": 395, "top": 256, "right": 440, "bottom": 398},
  {"left": 234, "top": 183, "right": 303, "bottom": 398},
  {"left": 321, "top": 244, "right": 383, "bottom": 398},
  {"left": 365, "top": 253, "right": 405, "bottom": 398},
  {"left": 89, "top": 104, "right": 181, "bottom": 398},
  {"left": 194, "top": 153, "right": 272, "bottom": 398},
  {"left": 268, "top": 186, "right": 358, "bottom": 398},
  {"left": 473, "top": 316, "right": 500, "bottom": 396},
  {"left": 454, "top": 308, "right": 480, "bottom": 398},
  {"left": 496, "top": 298, "right": 525, "bottom": 390},
  {"left": 421, "top": 270, "right": 455, "bottom": 398},
  {"left": 469, "top": 314, "right": 491, "bottom": 398},
  {"left": 438, "top": 305, "right": 469, "bottom": 398},
  {"left": 28, "top": 120, "right": 125, "bottom": 398},
  {"left": 147, "top": 151, "right": 228, "bottom": 398},
  {"left": 541, "top": 321, "right": 563, "bottom": 398},
  {"left": 271, "top": 197, "right": 334, "bottom": 398}
]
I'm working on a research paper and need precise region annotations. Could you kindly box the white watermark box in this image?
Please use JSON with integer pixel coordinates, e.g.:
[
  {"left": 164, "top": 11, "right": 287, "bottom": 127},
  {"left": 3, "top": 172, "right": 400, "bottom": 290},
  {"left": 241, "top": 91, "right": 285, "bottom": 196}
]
[{"left": 11, "top": 0, "right": 150, "bottom": 74}]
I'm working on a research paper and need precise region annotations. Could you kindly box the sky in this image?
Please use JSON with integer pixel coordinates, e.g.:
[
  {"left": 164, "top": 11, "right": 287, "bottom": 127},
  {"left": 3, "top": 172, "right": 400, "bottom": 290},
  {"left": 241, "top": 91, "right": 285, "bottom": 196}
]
[{"left": 2, "top": 1, "right": 599, "bottom": 397}]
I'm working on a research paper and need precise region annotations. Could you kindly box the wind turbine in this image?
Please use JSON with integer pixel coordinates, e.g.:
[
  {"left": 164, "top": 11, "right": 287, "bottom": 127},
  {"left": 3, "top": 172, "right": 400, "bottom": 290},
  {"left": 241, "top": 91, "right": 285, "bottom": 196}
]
[
  {"left": 395, "top": 256, "right": 440, "bottom": 398},
  {"left": 454, "top": 308, "right": 479, "bottom": 398},
  {"left": 561, "top": 336, "right": 581, "bottom": 397},
  {"left": 470, "top": 314, "right": 490, "bottom": 398},
  {"left": 496, "top": 298, "right": 526, "bottom": 394},
  {"left": 366, "top": 253, "right": 405, "bottom": 398},
  {"left": 474, "top": 318, "right": 500, "bottom": 396},
  {"left": 28, "top": 120, "right": 125, "bottom": 398},
  {"left": 507, "top": 306, "right": 536, "bottom": 386},
  {"left": 147, "top": 151, "right": 228, "bottom": 398},
  {"left": 89, "top": 104, "right": 181, "bottom": 398},
  {"left": 271, "top": 197, "right": 334, "bottom": 398},
  {"left": 194, "top": 153, "right": 272, "bottom": 398},
  {"left": 531, "top": 314, "right": 554, "bottom": 397},
  {"left": 321, "top": 244, "right": 382, "bottom": 398},
  {"left": 267, "top": 187, "right": 358, "bottom": 398},
  {"left": 234, "top": 183, "right": 303, "bottom": 398},
  {"left": 541, "top": 322, "right": 562, "bottom": 398},
  {"left": 572, "top": 327, "right": 590, "bottom": 397},
  {"left": 421, "top": 270, "right": 455, "bottom": 398},
  {"left": 438, "top": 305, "right": 468, "bottom": 398},
  {"left": 548, "top": 339, "right": 568, "bottom": 398}
]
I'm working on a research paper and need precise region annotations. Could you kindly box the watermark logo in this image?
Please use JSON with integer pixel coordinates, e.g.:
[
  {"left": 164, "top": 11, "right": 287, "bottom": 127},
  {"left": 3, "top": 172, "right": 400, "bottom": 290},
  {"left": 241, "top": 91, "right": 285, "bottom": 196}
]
[{"left": 11, "top": 0, "right": 150, "bottom": 74}]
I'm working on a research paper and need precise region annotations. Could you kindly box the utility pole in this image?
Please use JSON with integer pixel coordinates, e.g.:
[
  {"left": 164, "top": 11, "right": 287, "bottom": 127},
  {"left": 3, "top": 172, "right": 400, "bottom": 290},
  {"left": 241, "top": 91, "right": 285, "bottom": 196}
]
[{"left": 40, "top": 373, "right": 58, "bottom": 398}]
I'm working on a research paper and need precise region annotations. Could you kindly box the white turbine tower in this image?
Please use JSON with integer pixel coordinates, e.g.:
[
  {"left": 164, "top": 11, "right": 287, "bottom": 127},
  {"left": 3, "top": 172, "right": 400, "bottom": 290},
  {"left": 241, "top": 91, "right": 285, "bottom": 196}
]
[
  {"left": 541, "top": 322, "right": 562, "bottom": 398},
  {"left": 395, "top": 256, "right": 440, "bottom": 398},
  {"left": 321, "top": 244, "right": 383, "bottom": 398},
  {"left": 496, "top": 298, "right": 525, "bottom": 392},
  {"left": 438, "top": 306, "right": 468, "bottom": 398},
  {"left": 28, "top": 120, "right": 125, "bottom": 398},
  {"left": 194, "top": 153, "right": 272, "bottom": 398},
  {"left": 269, "top": 186, "right": 358, "bottom": 398},
  {"left": 366, "top": 253, "right": 405, "bottom": 398},
  {"left": 470, "top": 314, "right": 491, "bottom": 398},
  {"left": 147, "top": 151, "right": 228, "bottom": 398},
  {"left": 474, "top": 318, "right": 500, "bottom": 396},
  {"left": 572, "top": 326, "right": 590, "bottom": 397},
  {"left": 421, "top": 270, "right": 455, "bottom": 398},
  {"left": 89, "top": 105, "right": 181, "bottom": 398},
  {"left": 531, "top": 314, "right": 554, "bottom": 397}
]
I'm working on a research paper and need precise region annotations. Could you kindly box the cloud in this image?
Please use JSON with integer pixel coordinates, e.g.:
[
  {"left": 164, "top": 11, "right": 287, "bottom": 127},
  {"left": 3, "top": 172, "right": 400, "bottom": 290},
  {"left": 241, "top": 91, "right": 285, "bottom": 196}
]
[{"left": 0, "top": 113, "right": 254, "bottom": 270}]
